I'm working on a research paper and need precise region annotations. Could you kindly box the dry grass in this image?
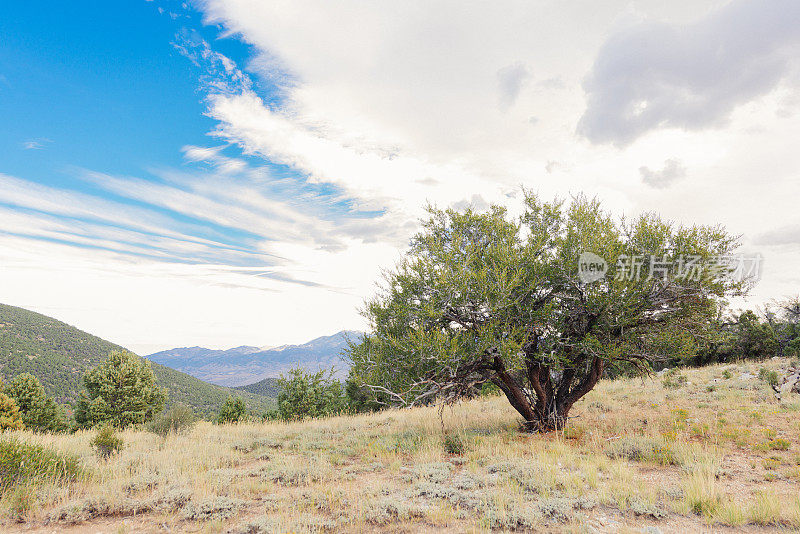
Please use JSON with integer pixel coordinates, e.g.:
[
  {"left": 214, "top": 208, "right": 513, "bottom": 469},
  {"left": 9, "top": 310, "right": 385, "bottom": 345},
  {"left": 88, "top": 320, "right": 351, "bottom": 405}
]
[{"left": 2, "top": 358, "right": 800, "bottom": 533}]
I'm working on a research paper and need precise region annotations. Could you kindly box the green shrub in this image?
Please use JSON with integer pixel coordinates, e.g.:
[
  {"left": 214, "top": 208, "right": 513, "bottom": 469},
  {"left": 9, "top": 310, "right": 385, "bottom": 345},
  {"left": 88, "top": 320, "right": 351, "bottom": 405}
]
[
  {"left": 443, "top": 434, "right": 465, "bottom": 455},
  {"left": 261, "top": 409, "right": 280, "bottom": 421},
  {"left": 722, "top": 369, "right": 733, "bottom": 379},
  {"left": 277, "top": 368, "right": 345, "bottom": 421},
  {"left": 0, "top": 437, "right": 80, "bottom": 491},
  {"left": 758, "top": 367, "right": 779, "bottom": 387},
  {"left": 90, "top": 426, "right": 123, "bottom": 459},
  {"left": 563, "top": 424, "right": 586, "bottom": 440},
  {"left": 217, "top": 397, "right": 246, "bottom": 424},
  {"left": 146, "top": 403, "right": 196, "bottom": 437}
]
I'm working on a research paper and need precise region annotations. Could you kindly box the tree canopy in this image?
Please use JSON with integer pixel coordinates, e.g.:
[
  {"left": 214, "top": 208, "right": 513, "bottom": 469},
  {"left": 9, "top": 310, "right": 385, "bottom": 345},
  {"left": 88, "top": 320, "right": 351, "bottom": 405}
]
[
  {"left": 75, "top": 350, "right": 166, "bottom": 429},
  {"left": 4, "top": 373, "right": 66, "bottom": 432},
  {"left": 277, "top": 368, "right": 345, "bottom": 421},
  {"left": 348, "top": 193, "right": 748, "bottom": 430},
  {"left": 217, "top": 396, "right": 246, "bottom": 424}
]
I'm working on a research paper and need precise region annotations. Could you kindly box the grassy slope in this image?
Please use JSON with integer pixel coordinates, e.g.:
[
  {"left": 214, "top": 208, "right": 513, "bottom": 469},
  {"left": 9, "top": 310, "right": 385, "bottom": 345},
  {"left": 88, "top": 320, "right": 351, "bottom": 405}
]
[
  {"left": 3, "top": 358, "right": 800, "bottom": 532},
  {"left": 0, "top": 303, "right": 273, "bottom": 417}
]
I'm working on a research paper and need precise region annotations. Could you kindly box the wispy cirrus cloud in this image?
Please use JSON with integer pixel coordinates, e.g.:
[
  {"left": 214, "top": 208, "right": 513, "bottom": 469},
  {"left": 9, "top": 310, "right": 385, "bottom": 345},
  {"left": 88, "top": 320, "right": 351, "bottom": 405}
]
[{"left": 22, "top": 138, "right": 52, "bottom": 150}]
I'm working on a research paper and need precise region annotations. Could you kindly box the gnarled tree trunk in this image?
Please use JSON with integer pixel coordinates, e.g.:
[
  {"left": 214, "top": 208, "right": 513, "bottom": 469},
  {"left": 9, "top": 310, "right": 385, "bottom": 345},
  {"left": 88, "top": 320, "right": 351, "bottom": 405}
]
[{"left": 488, "top": 352, "right": 605, "bottom": 432}]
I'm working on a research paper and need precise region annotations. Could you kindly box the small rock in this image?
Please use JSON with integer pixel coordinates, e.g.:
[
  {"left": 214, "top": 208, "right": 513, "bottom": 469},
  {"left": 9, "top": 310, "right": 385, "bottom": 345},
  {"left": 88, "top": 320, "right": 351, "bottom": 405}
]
[
  {"left": 740, "top": 372, "right": 756, "bottom": 380},
  {"left": 642, "top": 527, "right": 663, "bottom": 534}
]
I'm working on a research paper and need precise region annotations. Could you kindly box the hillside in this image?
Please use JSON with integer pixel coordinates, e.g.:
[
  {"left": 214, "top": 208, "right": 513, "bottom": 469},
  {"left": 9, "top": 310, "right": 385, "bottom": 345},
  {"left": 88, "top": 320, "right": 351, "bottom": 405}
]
[
  {"left": 0, "top": 303, "right": 274, "bottom": 417},
  {"left": 4, "top": 358, "right": 800, "bottom": 532},
  {"left": 234, "top": 376, "right": 282, "bottom": 397},
  {"left": 148, "top": 330, "right": 358, "bottom": 386}
]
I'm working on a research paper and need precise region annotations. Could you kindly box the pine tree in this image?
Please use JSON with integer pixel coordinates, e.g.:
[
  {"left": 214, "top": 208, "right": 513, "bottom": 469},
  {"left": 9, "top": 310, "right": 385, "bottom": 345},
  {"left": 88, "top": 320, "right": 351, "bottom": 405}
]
[
  {"left": 75, "top": 350, "right": 167, "bottom": 429},
  {"left": 5, "top": 373, "right": 66, "bottom": 432},
  {"left": 217, "top": 396, "right": 246, "bottom": 424}
]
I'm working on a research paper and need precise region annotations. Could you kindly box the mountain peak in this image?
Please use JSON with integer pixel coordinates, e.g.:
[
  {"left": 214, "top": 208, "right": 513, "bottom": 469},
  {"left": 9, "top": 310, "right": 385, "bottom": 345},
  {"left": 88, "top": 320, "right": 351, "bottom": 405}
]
[{"left": 147, "top": 330, "right": 360, "bottom": 387}]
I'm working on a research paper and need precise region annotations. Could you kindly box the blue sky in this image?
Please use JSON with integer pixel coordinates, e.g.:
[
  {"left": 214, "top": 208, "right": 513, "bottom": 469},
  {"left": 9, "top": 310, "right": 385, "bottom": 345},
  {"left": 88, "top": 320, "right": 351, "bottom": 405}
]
[
  {"left": 0, "top": 1, "right": 378, "bottom": 267},
  {"left": 1, "top": 2, "right": 217, "bottom": 179},
  {"left": 1, "top": 0, "right": 798, "bottom": 352}
]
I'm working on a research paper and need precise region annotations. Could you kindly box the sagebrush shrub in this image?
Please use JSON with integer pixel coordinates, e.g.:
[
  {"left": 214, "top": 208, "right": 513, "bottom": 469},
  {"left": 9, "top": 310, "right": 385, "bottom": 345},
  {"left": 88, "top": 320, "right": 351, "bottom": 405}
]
[{"left": 182, "top": 496, "right": 245, "bottom": 521}]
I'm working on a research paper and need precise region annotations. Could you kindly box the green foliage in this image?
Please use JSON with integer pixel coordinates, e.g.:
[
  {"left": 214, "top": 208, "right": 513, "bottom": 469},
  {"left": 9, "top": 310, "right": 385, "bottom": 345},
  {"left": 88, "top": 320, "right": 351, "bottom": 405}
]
[
  {"left": 277, "top": 368, "right": 345, "bottom": 421},
  {"left": 217, "top": 396, "right": 246, "bottom": 424},
  {"left": 0, "top": 437, "right": 80, "bottom": 491},
  {"left": 0, "top": 387, "right": 23, "bottom": 431},
  {"left": 146, "top": 403, "right": 196, "bottom": 436},
  {"left": 787, "top": 337, "right": 800, "bottom": 359},
  {"left": 348, "top": 193, "right": 743, "bottom": 430},
  {"left": 344, "top": 375, "right": 386, "bottom": 414},
  {"left": 0, "top": 303, "right": 274, "bottom": 418},
  {"left": 4, "top": 373, "right": 67, "bottom": 432},
  {"left": 758, "top": 367, "right": 780, "bottom": 387},
  {"left": 233, "top": 377, "right": 281, "bottom": 397},
  {"left": 90, "top": 426, "right": 123, "bottom": 459},
  {"left": 735, "top": 311, "right": 779, "bottom": 358},
  {"left": 443, "top": 434, "right": 466, "bottom": 455},
  {"left": 75, "top": 350, "right": 166, "bottom": 429}
]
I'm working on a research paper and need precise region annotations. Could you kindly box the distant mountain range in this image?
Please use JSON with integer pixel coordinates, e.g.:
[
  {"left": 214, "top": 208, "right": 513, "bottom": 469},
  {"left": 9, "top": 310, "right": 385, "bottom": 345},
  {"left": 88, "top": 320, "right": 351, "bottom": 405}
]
[
  {"left": 0, "top": 303, "right": 275, "bottom": 417},
  {"left": 146, "top": 330, "right": 359, "bottom": 387}
]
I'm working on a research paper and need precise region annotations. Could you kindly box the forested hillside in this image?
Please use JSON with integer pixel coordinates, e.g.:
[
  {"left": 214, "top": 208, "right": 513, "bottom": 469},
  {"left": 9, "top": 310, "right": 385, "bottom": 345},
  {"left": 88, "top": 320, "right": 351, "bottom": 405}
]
[
  {"left": 0, "top": 303, "right": 273, "bottom": 416},
  {"left": 233, "top": 376, "right": 282, "bottom": 397}
]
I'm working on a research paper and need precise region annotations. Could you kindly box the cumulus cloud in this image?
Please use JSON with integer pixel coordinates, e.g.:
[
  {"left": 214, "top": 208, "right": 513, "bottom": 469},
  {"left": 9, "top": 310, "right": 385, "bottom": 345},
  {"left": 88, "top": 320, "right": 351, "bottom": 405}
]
[
  {"left": 10, "top": 0, "right": 800, "bottom": 351},
  {"left": 639, "top": 159, "right": 686, "bottom": 189},
  {"left": 579, "top": 0, "right": 800, "bottom": 146}
]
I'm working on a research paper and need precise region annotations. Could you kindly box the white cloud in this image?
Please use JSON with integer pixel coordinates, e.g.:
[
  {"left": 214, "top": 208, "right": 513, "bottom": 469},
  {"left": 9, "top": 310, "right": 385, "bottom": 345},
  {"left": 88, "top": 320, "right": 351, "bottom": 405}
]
[
  {"left": 579, "top": 0, "right": 800, "bottom": 146},
  {"left": 192, "top": 0, "right": 800, "bottom": 314},
  {"left": 22, "top": 138, "right": 52, "bottom": 150},
  {"left": 639, "top": 159, "right": 687, "bottom": 189},
  {"left": 4, "top": 0, "right": 800, "bottom": 351}
]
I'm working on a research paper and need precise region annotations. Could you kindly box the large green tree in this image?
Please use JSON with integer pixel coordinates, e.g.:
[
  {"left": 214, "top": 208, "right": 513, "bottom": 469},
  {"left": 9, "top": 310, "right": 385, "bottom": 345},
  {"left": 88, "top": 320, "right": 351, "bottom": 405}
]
[
  {"left": 75, "top": 350, "right": 166, "bottom": 429},
  {"left": 4, "top": 373, "right": 66, "bottom": 432},
  {"left": 348, "top": 194, "right": 747, "bottom": 431}
]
